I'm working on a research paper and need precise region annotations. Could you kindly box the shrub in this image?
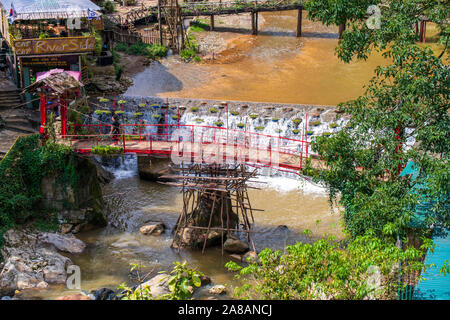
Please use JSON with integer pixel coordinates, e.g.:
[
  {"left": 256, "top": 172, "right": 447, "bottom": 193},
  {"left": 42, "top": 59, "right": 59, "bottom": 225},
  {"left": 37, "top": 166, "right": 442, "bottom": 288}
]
[
  {"left": 209, "top": 108, "right": 218, "bottom": 114},
  {"left": 306, "top": 131, "right": 314, "bottom": 136},
  {"left": 292, "top": 129, "right": 300, "bottom": 135},
  {"left": 145, "top": 43, "right": 168, "bottom": 60},
  {"left": 237, "top": 123, "right": 245, "bottom": 129},
  {"left": 195, "top": 118, "right": 204, "bottom": 123},
  {"left": 101, "top": 0, "right": 115, "bottom": 13},
  {"left": 191, "top": 107, "right": 199, "bottom": 112},
  {"left": 215, "top": 121, "right": 224, "bottom": 127},
  {"left": 230, "top": 111, "right": 239, "bottom": 116},
  {"left": 152, "top": 114, "right": 161, "bottom": 119},
  {"left": 255, "top": 126, "right": 265, "bottom": 131},
  {"left": 311, "top": 120, "right": 321, "bottom": 127},
  {"left": 226, "top": 234, "right": 427, "bottom": 300},
  {"left": 249, "top": 114, "right": 258, "bottom": 119},
  {"left": 115, "top": 42, "right": 128, "bottom": 52},
  {"left": 91, "top": 145, "right": 123, "bottom": 155}
]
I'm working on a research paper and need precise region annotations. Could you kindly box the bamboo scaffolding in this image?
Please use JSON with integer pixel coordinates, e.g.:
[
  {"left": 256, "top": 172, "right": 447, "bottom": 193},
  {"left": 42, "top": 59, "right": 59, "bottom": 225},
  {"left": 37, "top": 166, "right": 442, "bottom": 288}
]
[{"left": 168, "top": 163, "right": 260, "bottom": 254}]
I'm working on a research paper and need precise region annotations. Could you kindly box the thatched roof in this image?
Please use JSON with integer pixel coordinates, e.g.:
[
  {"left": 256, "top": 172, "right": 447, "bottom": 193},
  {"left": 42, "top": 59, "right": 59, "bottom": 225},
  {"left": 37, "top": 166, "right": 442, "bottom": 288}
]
[{"left": 23, "top": 71, "right": 83, "bottom": 95}]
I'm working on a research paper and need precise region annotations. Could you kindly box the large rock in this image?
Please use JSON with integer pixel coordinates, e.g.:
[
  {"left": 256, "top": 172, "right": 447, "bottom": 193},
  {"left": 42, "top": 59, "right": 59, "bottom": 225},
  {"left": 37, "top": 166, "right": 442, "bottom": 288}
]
[
  {"left": 140, "top": 222, "right": 166, "bottom": 236},
  {"left": 91, "top": 287, "right": 118, "bottom": 300},
  {"left": 0, "top": 228, "right": 86, "bottom": 295},
  {"left": 41, "top": 156, "right": 107, "bottom": 233},
  {"left": 40, "top": 232, "right": 86, "bottom": 254},
  {"left": 137, "top": 274, "right": 170, "bottom": 298},
  {"left": 223, "top": 235, "right": 249, "bottom": 254},
  {"left": 137, "top": 156, "right": 175, "bottom": 181}
]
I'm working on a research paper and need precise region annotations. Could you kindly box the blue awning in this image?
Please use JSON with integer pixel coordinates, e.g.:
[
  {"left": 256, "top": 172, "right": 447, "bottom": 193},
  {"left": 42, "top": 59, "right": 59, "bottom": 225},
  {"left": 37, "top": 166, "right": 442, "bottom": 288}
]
[{"left": 414, "top": 234, "right": 450, "bottom": 300}]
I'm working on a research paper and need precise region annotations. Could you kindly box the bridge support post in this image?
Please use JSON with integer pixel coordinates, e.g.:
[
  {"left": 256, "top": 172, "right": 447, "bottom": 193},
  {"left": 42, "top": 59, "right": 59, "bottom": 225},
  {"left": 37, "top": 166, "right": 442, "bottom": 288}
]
[
  {"left": 296, "top": 9, "right": 302, "bottom": 37},
  {"left": 251, "top": 12, "right": 258, "bottom": 35},
  {"left": 210, "top": 15, "right": 215, "bottom": 31}
]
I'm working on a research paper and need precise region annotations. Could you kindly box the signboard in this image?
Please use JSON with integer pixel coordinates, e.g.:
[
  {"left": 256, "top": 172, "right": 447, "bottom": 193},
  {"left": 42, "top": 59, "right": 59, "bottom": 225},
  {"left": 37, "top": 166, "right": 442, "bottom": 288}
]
[
  {"left": 13, "top": 36, "right": 96, "bottom": 56},
  {"left": 21, "top": 55, "right": 79, "bottom": 70}
]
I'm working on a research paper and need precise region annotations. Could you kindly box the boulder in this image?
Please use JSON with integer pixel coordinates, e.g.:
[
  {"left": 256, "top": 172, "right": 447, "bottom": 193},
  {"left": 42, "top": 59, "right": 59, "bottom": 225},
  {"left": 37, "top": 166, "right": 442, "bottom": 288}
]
[
  {"left": 137, "top": 274, "right": 170, "bottom": 298},
  {"left": 208, "top": 285, "right": 226, "bottom": 295},
  {"left": 200, "top": 275, "right": 211, "bottom": 286},
  {"left": 41, "top": 156, "right": 107, "bottom": 232},
  {"left": 0, "top": 228, "right": 85, "bottom": 295},
  {"left": 40, "top": 232, "right": 86, "bottom": 254},
  {"left": 139, "top": 222, "right": 166, "bottom": 236},
  {"left": 91, "top": 287, "right": 117, "bottom": 300},
  {"left": 223, "top": 236, "right": 249, "bottom": 254}
]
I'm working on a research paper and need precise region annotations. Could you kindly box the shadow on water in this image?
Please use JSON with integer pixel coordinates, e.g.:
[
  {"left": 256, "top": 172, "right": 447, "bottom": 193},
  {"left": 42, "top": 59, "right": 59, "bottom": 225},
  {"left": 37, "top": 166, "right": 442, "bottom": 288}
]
[
  {"left": 124, "top": 61, "right": 184, "bottom": 96},
  {"left": 209, "top": 26, "right": 338, "bottom": 39}
]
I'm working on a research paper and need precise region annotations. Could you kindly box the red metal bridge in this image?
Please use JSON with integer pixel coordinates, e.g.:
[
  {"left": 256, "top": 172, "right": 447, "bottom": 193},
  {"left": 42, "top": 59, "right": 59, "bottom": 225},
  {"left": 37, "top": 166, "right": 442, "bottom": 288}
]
[
  {"left": 62, "top": 122, "right": 311, "bottom": 174},
  {"left": 39, "top": 93, "right": 311, "bottom": 174}
]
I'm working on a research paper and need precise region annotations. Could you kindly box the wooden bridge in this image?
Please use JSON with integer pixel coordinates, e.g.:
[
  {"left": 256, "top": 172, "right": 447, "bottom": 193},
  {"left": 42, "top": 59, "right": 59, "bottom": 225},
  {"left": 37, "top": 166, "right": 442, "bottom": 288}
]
[{"left": 105, "top": 0, "right": 306, "bottom": 47}]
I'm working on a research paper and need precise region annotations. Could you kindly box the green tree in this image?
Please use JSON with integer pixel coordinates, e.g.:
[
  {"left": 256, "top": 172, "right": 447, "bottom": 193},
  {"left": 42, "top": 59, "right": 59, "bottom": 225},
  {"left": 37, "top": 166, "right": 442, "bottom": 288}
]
[
  {"left": 226, "top": 233, "right": 429, "bottom": 300},
  {"left": 304, "top": 0, "right": 449, "bottom": 239}
]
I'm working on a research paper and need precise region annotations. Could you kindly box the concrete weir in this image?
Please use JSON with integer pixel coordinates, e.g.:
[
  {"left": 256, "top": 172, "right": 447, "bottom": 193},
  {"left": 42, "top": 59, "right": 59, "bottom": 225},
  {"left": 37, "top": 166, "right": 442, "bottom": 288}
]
[{"left": 137, "top": 155, "right": 175, "bottom": 181}]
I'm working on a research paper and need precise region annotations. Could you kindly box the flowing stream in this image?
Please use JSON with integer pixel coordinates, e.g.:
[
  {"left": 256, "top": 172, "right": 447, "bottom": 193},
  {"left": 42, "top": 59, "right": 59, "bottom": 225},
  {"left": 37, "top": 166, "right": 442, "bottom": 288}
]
[{"left": 23, "top": 155, "right": 342, "bottom": 299}]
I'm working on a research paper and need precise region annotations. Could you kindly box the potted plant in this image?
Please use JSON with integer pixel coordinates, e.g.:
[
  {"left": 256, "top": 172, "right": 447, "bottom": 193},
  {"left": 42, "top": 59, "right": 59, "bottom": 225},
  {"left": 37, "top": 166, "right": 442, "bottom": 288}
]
[
  {"left": 249, "top": 114, "right": 258, "bottom": 119},
  {"left": 237, "top": 123, "right": 245, "bottom": 129},
  {"left": 215, "top": 121, "right": 224, "bottom": 127},
  {"left": 195, "top": 118, "right": 204, "bottom": 123},
  {"left": 191, "top": 107, "right": 199, "bottom": 113},
  {"left": 292, "top": 129, "right": 300, "bottom": 135},
  {"left": 209, "top": 108, "right": 218, "bottom": 114},
  {"left": 306, "top": 131, "right": 314, "bottom": 136}
]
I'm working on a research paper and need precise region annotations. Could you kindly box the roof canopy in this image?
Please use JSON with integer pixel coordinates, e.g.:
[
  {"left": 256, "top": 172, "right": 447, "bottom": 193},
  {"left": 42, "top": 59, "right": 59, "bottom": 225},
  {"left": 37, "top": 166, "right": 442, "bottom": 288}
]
[
  {"left": 0, "top": 0, "right": 101, "bottom": 20},
  {"left": 23, "top": 69, "right": 83, "bottom": 95}
]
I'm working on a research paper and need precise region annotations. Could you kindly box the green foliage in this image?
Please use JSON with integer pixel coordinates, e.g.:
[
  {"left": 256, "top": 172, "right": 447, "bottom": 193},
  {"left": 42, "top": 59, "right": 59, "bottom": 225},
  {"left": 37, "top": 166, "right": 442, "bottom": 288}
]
[
  {"left": 159, "top": 261, "right": 204, "bottom": 300},
  {"left": 209, "top": 108, "right": 218, "bottom": 114},
  {"left": 115, "top": 42, "right": 168, "bottom": 60},
  {"left": 237, "top": 123, "right": 245, "bottom": 129},
  {"left": 249, "top": 114, "right": 258, "bottom": 119},
  {"left": 91, "top": 145, "right": 123, "bottom": 156},
  {"left": 119, "top": 261, "right": 203, "bottom": 300},
  {"left": 226, "top": 233, "right": 427, "bottom": 300},
  {"left": 215, "top": 121, "right": 224, "bottom": 127},
  {"left": 305, "top": 0, "right": 449, "bottom": 239},
  {"left": 181, "top": 32, "right": 201, "bottom": 62},
  {"left": 0, "top": 135, "right": 81, "bottom": 258},
  {"left": 190, "top": 19, "right": 210, "bottom": 32},
  {"left": 255, "top": 126, "right": 265, "bottom": 131},
  {"left": 292, "top": 129, "right": 300, "bottom": 135},
  {"left": 101, "top": 0, "right": 115, "bottom": 13},
  {"left": 145, "top": 43, "right": 168, "bottom": 60}
]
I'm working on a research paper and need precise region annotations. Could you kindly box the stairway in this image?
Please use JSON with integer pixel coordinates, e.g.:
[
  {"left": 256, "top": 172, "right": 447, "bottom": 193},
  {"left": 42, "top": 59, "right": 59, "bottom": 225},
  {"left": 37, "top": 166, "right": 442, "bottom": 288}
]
[{"left": 0, "top": 79, "right": 22, "bottom": 110}]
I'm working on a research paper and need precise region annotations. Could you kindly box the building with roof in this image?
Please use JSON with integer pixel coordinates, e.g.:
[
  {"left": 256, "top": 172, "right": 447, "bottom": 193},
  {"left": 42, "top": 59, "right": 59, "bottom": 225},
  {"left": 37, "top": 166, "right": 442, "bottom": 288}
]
[{"left": 0, "top": 0, "right": 102, "bottom": 101}]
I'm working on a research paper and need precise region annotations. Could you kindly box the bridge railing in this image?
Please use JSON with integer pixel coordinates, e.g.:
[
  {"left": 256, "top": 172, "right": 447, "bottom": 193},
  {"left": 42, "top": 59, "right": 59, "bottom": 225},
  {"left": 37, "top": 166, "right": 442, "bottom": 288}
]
[{"left": 65, "top": 123, "right": 310, "bottom": 171}]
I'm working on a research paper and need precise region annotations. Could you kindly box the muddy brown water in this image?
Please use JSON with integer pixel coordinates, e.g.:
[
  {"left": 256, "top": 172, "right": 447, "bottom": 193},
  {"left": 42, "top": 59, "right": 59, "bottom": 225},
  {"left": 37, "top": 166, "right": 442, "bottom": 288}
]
[{"left": 126, "top": 11, "right": 387, "bottom": 105}]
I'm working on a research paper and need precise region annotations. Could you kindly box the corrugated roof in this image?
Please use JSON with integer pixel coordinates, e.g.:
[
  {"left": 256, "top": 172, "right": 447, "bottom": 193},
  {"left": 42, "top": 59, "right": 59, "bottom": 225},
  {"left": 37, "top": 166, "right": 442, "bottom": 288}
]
[
  {"left": 414, "top": 233, "right": 450, "bottom": 300},
  {"left": 0, "top": 0, "right": 101, "bottom": 20}
]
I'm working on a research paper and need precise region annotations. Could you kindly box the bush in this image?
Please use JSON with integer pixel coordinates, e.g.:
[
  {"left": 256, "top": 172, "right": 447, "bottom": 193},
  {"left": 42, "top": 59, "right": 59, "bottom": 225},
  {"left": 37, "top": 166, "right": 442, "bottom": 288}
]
[
  {"left": 0, "top": 135, "right": 80, "bottom": 258},
  {"left": 226, "top": 233, "right": 427, "bottom": 300},
  {"left": 101, "top": 0, "right": 115, "bottom": 13},
  {"left": 91, "top": 145, "right": 123, "bottom": 155},
  {"left": 115, "top": 43, "right": 128, "bottom": 52},
  {"left": 145, "top": 43, "right": 168, "bottom": 60}
]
